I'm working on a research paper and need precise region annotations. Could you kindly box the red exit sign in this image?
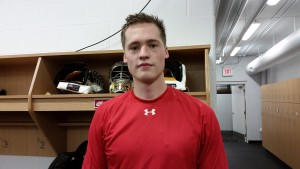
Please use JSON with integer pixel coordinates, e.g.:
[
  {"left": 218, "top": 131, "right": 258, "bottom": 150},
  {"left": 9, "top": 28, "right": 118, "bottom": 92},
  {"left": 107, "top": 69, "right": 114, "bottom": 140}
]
[{"left": 223, "top": 68, "right": 233, "bottom": 77}]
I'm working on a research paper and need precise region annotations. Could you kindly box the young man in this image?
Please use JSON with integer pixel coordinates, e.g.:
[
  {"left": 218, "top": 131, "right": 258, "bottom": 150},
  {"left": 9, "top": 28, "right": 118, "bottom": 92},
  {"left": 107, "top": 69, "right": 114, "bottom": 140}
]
[{"left": 82, "top": 13, "right": 228, "bottom": 169}]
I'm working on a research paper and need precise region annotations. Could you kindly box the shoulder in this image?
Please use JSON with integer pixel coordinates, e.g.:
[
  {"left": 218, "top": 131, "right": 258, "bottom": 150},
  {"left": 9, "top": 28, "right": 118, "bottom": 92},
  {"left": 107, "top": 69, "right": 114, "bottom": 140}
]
[
  {"left": 168, "top": 87, "right": 215, "bottom": 115},
  {"left": 94, "top": 91, "right": 132, "bottom": 117},
  {"left": 170, "top": 87, "right": 209, "bottom": 106}
]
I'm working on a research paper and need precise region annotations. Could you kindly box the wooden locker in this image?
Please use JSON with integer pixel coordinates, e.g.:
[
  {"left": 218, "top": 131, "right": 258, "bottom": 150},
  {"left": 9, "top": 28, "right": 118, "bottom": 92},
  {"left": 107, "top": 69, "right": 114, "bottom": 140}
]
[
  {"left": 288, "top": 79, "right": 295, "bottom": 103},
  {"left": 294, "top": 103, "right": 300, "bottom": 169},
  {"left": 296, "top": 79, "right": 300, "bottom": 103}
]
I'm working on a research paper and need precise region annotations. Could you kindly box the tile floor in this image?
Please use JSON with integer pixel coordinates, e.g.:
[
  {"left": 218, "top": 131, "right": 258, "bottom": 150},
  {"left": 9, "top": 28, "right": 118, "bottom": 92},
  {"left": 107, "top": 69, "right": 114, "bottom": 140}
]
[{"left": 223, "top": 139, "right": 291, "bottom": 169}]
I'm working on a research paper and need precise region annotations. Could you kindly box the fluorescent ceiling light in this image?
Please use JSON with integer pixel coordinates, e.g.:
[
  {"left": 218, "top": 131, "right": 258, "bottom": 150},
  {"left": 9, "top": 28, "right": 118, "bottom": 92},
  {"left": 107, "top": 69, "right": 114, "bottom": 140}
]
[
  {"left": 230, "top": 47, "right": 241, "bottom": 56},
  {"left": 267, "top": 0, "right": 280, "bottom": 6},
  {"left": 242, "top": 23, "right": 260, "bottom": 40}
]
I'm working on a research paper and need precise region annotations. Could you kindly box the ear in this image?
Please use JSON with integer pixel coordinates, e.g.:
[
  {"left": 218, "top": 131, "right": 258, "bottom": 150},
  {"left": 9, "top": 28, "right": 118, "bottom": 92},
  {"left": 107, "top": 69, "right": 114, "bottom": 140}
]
[
  {"left": 123, "top": 54, "right": 127, "bottom": 63},
  {"left": 164, "top": 48, "right": 169, "bottom": 59}
]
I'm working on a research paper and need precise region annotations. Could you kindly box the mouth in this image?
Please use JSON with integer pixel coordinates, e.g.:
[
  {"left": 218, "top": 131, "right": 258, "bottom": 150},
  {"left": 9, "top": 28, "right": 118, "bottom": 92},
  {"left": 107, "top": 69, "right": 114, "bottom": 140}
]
[{"left": 138, "top": 63, "right": 153, "bottom": 68}]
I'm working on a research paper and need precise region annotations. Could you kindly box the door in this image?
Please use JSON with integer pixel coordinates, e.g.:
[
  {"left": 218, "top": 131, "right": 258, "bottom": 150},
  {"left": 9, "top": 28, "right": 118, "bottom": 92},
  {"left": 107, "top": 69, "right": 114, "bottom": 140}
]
[{"left": 231, "top": 84, "right": 247, "bottom": 141}]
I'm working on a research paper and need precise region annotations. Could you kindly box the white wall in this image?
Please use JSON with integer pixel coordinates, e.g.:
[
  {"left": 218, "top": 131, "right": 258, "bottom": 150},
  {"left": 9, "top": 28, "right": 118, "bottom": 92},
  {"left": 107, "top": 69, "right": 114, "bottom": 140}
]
[
  {"left": 0, "top": 0, "right": 216, "bottom": 168},
  {"left": 266, "top": 54, "right": 300, "bottom": 83},
  {"left": 0, "top": 155, "right": 53, "bottom": 169},
  {"left": 216, "top": 56, "right": 262, "bottom": 142},
  {"left": 0, "top": 0, "right": 215, "bottom": 54}
]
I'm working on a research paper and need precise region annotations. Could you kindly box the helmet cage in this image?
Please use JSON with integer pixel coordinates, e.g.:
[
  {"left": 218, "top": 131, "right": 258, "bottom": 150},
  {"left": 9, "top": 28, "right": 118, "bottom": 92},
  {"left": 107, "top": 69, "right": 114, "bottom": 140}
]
[{"left": 109, "top": 61, "right": 133, "bottom": 93}]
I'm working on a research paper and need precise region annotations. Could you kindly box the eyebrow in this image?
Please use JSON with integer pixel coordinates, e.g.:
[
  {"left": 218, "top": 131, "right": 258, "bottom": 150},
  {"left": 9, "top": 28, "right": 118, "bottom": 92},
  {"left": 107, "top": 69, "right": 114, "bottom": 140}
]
[{"left": 127, "top": 39, "right": 161, "bottom": 46}]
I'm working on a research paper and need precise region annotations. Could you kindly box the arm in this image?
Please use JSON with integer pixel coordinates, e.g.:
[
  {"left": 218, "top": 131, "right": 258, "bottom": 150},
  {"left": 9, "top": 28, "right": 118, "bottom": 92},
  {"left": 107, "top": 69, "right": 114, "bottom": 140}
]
[
  {"left": 82, "top": 108, "right": 108, "bottom": 169},
  {"left": 197, "top": 107, "right": 228, "bottom": 169}
]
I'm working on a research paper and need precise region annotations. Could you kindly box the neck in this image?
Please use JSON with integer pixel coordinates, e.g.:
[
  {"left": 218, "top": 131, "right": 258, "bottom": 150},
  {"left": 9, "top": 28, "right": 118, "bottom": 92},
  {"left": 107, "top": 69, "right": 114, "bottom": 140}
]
[{"left": 133, "top": 76, "right": 167, "bottom": 100}]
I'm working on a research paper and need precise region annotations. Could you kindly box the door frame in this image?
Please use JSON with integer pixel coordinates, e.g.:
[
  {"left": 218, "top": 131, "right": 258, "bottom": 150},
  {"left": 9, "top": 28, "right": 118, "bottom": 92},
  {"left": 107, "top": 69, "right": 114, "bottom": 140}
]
[{"left": 216, "top": 81, "right": 247, "bottom": 142}]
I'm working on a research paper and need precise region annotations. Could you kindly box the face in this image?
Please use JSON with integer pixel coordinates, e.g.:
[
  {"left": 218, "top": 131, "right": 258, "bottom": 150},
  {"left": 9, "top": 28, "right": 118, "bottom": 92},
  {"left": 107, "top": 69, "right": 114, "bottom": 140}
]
[{"left": 123, "top": 23, "right": 169, "bottom": 84}]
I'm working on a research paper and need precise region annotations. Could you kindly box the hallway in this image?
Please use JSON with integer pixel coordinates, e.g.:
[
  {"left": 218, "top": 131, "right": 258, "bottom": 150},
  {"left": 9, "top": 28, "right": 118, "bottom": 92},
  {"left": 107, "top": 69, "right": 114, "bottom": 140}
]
[{"left": 224, "top": 139, "right": 291, "bottom": 169}]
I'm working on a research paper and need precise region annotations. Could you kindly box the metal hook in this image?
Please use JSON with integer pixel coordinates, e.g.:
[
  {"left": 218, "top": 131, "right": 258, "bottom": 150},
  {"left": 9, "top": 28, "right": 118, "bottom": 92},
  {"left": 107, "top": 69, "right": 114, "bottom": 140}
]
[
  {"left": 0, "top": 138, "right": 8, "bottom": 148},
  {"left": 37, "top": 138, "right": 45, "bottom": 149}
]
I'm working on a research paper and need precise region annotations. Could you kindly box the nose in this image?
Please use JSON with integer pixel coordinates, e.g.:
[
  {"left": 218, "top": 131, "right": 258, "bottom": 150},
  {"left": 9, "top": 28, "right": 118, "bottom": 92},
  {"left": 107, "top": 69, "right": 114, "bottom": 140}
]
[{"left": 139, "top": 45, "right": 149, "bottom": 60}]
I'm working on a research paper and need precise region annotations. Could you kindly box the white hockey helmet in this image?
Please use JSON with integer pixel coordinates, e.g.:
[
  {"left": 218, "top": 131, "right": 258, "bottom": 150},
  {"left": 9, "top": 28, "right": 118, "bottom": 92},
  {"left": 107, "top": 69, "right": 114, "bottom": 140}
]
[{"left": 109, "top": 61, "right": 133, "bottom": 93}]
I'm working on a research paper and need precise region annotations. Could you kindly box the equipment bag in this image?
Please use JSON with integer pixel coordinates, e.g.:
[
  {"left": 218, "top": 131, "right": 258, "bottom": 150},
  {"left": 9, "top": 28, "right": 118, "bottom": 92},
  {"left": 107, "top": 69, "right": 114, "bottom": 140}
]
[{"left": 48, "top": 140, "right": 88, "bottom": 169}]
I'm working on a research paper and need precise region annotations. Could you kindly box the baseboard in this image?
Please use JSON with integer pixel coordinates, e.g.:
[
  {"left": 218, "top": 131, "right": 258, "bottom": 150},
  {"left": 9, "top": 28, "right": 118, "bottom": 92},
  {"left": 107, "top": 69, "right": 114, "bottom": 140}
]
[
  {"left": 247, "top": 140, "right": 262, "bottom": 144},
  {"left": 221, "top": 130, "right": 245, "bottom": 142}
]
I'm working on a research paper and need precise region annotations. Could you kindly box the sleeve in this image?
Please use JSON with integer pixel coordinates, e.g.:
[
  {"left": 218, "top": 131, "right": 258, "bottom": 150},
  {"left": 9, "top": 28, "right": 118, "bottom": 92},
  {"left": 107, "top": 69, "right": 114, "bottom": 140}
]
[
  {"left": 82, "top": 106, "right": 108, "bottom": 169},
  {"left": 197, "top": 106, "right": 229, "bottom": 169}
]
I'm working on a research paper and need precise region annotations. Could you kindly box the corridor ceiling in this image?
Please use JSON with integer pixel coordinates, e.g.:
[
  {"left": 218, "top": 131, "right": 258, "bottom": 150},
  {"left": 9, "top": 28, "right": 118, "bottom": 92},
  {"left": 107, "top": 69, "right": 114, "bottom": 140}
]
[{"left": 215, "top": 0, "right": 300, "bottom": 60}]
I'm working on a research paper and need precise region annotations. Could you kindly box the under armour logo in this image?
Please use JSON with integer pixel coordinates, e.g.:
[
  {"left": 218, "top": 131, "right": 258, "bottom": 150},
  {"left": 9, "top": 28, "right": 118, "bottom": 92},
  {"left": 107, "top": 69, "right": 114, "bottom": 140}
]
[{"left": 144, "top": 109, "right": 156, "bottom": 116}]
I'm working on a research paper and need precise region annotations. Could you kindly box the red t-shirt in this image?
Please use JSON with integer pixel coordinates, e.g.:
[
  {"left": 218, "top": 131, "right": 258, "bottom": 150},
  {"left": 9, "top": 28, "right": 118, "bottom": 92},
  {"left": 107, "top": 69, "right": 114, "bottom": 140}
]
[{"left": 82, "top": 86, "right": 228, "bottom": 169}]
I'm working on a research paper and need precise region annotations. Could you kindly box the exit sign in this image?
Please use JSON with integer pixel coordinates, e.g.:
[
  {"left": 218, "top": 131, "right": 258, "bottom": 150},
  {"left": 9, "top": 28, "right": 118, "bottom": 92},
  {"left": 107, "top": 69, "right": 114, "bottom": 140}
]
[{"left": 223, "top": 68, "right": 233, "bottom": 77}]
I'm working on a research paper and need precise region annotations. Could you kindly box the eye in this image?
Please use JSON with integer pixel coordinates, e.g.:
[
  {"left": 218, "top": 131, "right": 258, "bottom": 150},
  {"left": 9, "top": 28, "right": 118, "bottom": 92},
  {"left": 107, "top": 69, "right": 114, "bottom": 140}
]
[
  {"left": 129, "top": 45, "right": 139, "bottom": 51},
  {"left": 149, "top": 43, "right": 158, "bottom": 48}
]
